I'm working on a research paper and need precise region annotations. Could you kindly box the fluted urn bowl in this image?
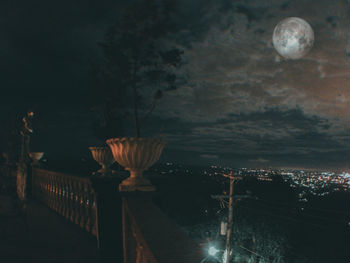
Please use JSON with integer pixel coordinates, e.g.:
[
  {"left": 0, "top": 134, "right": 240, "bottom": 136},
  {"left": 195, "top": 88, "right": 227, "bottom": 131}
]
[
  {"left": 89, "top": 146, "right": 115, "bottom": 176},
  {"left": 106, "top": 137, "right": 166, "bottom": 191},
  {"left": 29, "top": 152, "right": 44, "bottom": 166}
]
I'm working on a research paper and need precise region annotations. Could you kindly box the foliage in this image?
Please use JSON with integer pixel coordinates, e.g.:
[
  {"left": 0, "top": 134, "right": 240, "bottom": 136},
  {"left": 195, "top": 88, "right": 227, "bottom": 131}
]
[
  {"left": 231, "top": 214, "right": 288, "bottom": 263},
  {"left": 89, "top": 0, "right": 184, "bottom": 139}
]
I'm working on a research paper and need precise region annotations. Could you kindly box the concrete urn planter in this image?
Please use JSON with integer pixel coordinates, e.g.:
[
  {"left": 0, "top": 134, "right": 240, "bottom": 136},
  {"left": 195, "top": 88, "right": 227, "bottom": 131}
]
[
  {"left": 29, "top": 152, "right": 44, "bottom": 166},
  {"left": 89, "top": 146, "right": 115, "bottom": 176},
  {"left": 106, "top": 137, "right": 166, "bottom": 191}
]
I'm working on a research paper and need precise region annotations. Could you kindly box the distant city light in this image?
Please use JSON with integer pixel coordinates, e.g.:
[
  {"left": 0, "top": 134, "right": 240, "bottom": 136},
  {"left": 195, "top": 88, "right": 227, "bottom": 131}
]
[
  {"left": 150, "top": 164, "right": 350, "bottom": 199},
  {"left": 341, "top": 173, "right": 350, "bottom": 178}
]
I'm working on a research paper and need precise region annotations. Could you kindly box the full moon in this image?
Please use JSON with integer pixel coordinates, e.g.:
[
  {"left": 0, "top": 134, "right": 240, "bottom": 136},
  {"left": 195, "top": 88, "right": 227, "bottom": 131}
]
[{"left": 272, "top": 17, "right": 314, "bottom": 59}]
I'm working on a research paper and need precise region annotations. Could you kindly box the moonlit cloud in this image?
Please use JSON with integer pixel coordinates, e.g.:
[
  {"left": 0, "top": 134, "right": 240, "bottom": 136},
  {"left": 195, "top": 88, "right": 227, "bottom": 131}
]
[{"left": 152, "top": 0, "right": 350, "bottom": 168}]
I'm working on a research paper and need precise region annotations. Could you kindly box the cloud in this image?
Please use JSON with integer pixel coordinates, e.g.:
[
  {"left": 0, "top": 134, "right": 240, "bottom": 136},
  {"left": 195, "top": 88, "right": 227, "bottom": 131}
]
[
  {"left": 156, "top": 0, "right": 350, "bottom": 123},
  {"left": 200, "top": 154, "right": 220, "bottom": 159},
  {"left": 249, "top": 157, "right": 269, "bottom": 163},
  {"left": 144, "top": 0, "right": 350, "bottom": 167}
]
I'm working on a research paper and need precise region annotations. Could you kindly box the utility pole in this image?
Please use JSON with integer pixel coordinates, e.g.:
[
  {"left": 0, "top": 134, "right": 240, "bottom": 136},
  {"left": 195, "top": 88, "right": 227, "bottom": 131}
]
[
  {"left": 211, "top": 172, "right": 253, "bottom": 263},
  {"left": 223, "top": 172, "right": 242, "bottom": 263}
]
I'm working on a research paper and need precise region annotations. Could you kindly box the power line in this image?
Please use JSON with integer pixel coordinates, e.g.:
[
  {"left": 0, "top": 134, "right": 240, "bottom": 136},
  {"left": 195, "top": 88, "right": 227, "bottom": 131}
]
[
  {"left": 199, "top": 255, "right": 219, "bottom": 263},
  {"left": 241, "top": 203, "right": 350, "bottom": 237},
  {"left": 238, "top": 245, "right": 270, "bottom": 262},
  {"left": 216, "top": 198, "right": 346, "bottom": 229},
  {"left": 256, "top": 198, "right": 350, "bottom": 216},
  {"left": 251, "top": 199, "right": 348, "bottom": 225},
  {"left": 239, "top": 205, "right": 327, "bottom": 229}
]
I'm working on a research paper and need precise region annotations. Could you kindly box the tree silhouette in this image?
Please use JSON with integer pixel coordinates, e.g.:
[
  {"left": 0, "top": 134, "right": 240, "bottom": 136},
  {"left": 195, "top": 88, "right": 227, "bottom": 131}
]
[{"left": 89, "top": 0, "right": 183, "bottom": 139}]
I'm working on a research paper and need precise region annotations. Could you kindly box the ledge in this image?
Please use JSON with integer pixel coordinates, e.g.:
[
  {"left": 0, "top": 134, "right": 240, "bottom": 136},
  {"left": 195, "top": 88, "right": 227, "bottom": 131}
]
[{"left": 124, "top": 195, "right": 204, "bottom": 263}]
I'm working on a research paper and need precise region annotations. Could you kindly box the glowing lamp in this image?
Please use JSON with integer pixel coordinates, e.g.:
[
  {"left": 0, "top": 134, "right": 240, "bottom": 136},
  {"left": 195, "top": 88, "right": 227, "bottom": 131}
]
[{"left": 208, "top": 246, "right": 219, "bottom": 256}]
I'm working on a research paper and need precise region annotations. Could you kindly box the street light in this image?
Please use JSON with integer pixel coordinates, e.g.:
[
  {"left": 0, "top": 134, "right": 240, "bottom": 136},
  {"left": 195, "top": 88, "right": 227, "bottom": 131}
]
[
  {"left": 203, "top": 245, "right": 232, "bottom": 263},
  {"left": 208, "top": 246, "right": 220, "bottom": 256}
]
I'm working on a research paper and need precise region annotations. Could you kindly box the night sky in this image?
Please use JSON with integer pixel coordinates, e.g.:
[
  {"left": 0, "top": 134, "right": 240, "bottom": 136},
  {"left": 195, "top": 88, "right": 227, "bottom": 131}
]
[{"left": 2, "top": 0, "right": 350, "bottom": 169}]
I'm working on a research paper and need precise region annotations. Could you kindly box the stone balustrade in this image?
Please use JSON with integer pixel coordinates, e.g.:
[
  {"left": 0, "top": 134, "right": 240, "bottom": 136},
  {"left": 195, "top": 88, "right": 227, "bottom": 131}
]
[
  {"left": 31, "top": 168, "right": 98, "bottom": 236},
  {"left": 29, "top": 167, "right": 203, "bottom": 263}
]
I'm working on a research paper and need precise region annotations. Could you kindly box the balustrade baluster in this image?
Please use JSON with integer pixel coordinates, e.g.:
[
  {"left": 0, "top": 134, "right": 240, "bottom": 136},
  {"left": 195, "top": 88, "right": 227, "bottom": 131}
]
[
  {"left": 89, "top": 185, "right": 94, "bottom": 233},
  {"left": 57, "top": 176, "right": 61, "bottom": 212},
  {"left": 86, "top": 183, "right": 91, "bottom": 231},
  {"left": 41, "top": 173, "right": 45, "bottom": 200},
  {"left": 79, "top": 181, "right": 83, "bottom": 226},
  {"left": 55, "top": 176, "right": 58, "bottom": 210},
  {"left": 69, "top": 180, "right": 73, "bottom": 222},
  {"left": 52, "top": 175, "right": 57, "bottom": 211},
  {"left": 75, "top": 180, "right": 82, "bottom": 225},
  {"left": 62, "top": 178, "right": 68, "bottom": 218},
  {"left": 55, "top": 176, "right": 61, "bottom": 212},
  {"left": 65, "top": 179, "right": 69, "bottom": 218},
  {"left": 47, "top": 173, "right": 50, "bottom": 205},
  {"left": 32, "top": 171, "right": 36, "bottom": 198},
  {"left": 39, "top": 173, "right": 43, "bottom": 200},
  {"left": 31, "top": 170, "right": 36, "bottom": 198},
  {"left": 45, "top": 174, "right": 49, "bottom": 205},
  {"left": 79, "top": 182, "right": 85, "bottom": 229},
  {"left": 57, "top": 176, "right": 63, "bottom": 214},
  {"left": 80, "top": 182, "right": 88, "bottom": 229},
  {"left": 38, "top": 173, "right": 43, "bottom": 200},
  {"left": 76, "top": 180, "right": 81, "bottom": 225},
  {"left": 66, "top": 178, "right": 71, "bottom": 219},
  {"left": 83, "top": 182, "right": 88, "bottom": 228},
  {"left": 47, "top": 174, "right": 52, "bottom": 208},
  {"left": 35, "top": 172, "right": 40, "bottom": 198},
  {"left": 89, "top": 184, "right": 95, "bottom": 233},
  {"left": 90, "top": 187, "right": 97, "bottom": 235},
  {"left": 85, "top": 185, "right": 92, "bottom": 233},
  {"left": 66, "top": 178, "right": 72, "bottom": 220},
  {"left": 50, "top": 175, "right": 54, "bottom": 209},
  {"left": 41, "top": 173, "right": 46, "bottom": 202},
  {"left": 50, "top": 175, "right": 55, "bottom": 209},
  {"left": 74, "top": 180, "right": 79, "bottom": 224},
  {"left": 70, "top": 180, "right": 76, "bottom": 223}
]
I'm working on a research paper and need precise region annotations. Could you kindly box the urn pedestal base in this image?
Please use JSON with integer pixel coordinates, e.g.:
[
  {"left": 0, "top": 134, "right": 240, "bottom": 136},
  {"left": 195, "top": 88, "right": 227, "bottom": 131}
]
[
  {"left": 118, "top": 169, "right": 155, "bottom": 191},
  {"left": 93, "top": 165, "right": 115, "bottom": 176},
  {"left": 118, "top": 176, "right": 155, "bottom": 192}
]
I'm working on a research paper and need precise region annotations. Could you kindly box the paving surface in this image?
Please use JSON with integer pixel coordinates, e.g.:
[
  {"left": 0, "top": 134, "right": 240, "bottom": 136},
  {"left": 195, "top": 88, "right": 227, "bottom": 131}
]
[{"left": 0, "top": 196, "right": 98, "bottom": 263}]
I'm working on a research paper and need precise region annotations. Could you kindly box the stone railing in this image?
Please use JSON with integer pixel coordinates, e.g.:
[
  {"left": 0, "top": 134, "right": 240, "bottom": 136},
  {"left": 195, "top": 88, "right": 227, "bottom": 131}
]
[
  {"left": 30, "top": 167, "right": 203, "bottom": 263},
  {"left": 31, "top": 168, "right": 98, "bottom": 236},
  {"left": 122, "top": 195, "right": 203, "bottom": 263}
]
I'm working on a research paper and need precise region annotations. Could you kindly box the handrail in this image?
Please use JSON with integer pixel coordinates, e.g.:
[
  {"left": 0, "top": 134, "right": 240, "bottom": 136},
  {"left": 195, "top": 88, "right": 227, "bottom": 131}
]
[{"left": 31, "top": 168, "right": 98, "bottom": 236}]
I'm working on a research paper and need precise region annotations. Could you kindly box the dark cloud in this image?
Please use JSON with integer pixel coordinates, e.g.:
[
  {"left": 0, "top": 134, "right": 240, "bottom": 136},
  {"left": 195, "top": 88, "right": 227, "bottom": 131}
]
[{"left": 153, "top": 107, "right": 349, "bottom": 168}]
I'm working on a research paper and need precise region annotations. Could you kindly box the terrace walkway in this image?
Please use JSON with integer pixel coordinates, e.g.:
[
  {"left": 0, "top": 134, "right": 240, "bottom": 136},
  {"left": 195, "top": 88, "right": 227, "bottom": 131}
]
[{"left": 0, "top": 196, "right": 98, "bottom": 263}]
